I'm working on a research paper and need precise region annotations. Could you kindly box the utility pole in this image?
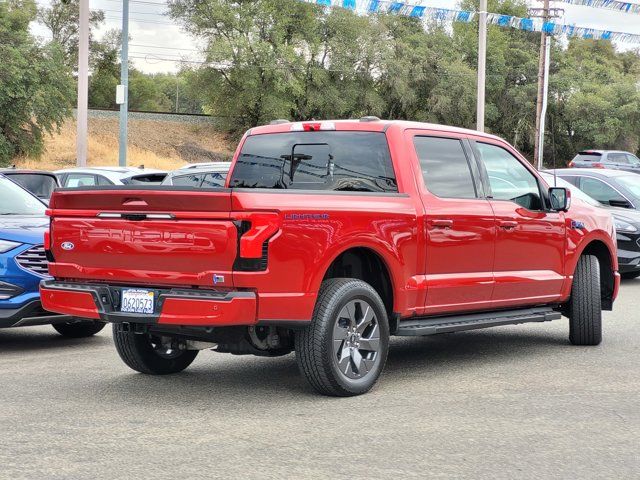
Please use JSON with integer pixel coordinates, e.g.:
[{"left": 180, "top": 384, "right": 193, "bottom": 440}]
[
  {"left": 118, "top": 0, "right": 130, "bottom": 167},
  {"left": 531, "top": 3, "right": 563, "bottom": 168},
  {"left": 76, "top": 0, "right": 89, "bottom": 167},
  {"left": 477, "top": 0, "right": 487, "bottom": 132}
]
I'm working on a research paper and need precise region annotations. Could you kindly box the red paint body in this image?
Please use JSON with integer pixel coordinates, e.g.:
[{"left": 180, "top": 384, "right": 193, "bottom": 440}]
[{"left": 40, "top": 120, "right": 619, "bottom": 327}]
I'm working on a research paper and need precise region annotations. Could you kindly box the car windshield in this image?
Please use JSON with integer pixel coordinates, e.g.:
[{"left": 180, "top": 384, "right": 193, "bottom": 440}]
[
  {"left": 616, "top": 176, "right": 640, "bottom": 198},
  {"left": 6, "top": 173, "right": 57, "bottom": 199},
  {"left": 0, "top": 176, "right": 46, "bottom": 215}
]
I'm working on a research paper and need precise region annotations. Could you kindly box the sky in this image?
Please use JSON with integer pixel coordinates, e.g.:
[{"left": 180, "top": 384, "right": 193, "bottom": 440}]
[{"left": 32, "top": 0, "right": 640, "bottom": 74}]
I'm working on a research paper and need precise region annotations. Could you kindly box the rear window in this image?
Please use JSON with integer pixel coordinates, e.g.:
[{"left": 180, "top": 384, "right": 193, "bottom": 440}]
[
  {"left": 574, "top": 153, "right": 602, "bottom": 162},
  {"left": 5, "top": 173, "right": 57, "bottom": 199},
  {"left": 229, "top": 132, "right": 397, "bottom": 192},
  {"left": 171, "top": 173, "right": 205, "bottom": 187},
  {"left": 125, "top": 174, "right": 167, "bottom": 185}
]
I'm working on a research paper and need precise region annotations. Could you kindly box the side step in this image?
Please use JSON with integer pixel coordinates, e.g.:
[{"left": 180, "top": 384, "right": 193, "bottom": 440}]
[{"left": 396, "top": 307, "right": 562, "bottom": 336}]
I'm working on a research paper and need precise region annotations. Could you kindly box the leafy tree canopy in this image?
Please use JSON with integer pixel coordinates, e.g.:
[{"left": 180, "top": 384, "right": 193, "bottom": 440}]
[{"left": 0, "top": 0, "right": 74, "bottom": 166}]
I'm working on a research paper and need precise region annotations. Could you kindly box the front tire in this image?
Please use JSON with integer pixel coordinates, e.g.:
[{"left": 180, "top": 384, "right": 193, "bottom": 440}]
[
  {"left": 295, "top": 278, "right": 390, "bottom": 396},
  {"left": 568, "top": 255, "right": 602, "bottom": 346},
  {"left": 113, "top": 324, "right": 198, "bottom": 374},
  {"left": 53, "top": 319, "right": 106, "bottom": 338}
]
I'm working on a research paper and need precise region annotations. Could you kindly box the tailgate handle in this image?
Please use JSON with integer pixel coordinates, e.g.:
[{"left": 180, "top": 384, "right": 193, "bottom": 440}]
[{"left": 122, "top": 198, "right": 148, "bottom": 207}]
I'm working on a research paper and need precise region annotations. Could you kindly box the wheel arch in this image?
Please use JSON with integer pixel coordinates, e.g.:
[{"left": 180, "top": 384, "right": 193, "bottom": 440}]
[
  {"left": 574, "top": 238, "right": 616, "bottom": 310},
  {"left": 319, "top": 246, "right": 397, "bottom": 328}
]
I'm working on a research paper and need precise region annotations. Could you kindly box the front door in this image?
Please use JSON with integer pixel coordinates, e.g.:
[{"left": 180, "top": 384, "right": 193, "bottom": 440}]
[
  {"left": 410, "top": 132, "right": 496, "bottom": 315},
  {"left": 473, "top": 140, "right": 566, "bottom": 308}
]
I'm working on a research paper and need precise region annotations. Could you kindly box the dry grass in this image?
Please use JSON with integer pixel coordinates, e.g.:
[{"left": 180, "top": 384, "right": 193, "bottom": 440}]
[{"left": 14, "top": 117, "right": 234, "bottom": 171}]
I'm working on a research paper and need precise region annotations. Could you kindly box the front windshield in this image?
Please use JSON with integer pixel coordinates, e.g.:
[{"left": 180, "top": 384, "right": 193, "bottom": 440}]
[
  {"left": 616, "top": 176, "right": 640, "bottom": 198},
  {"left": 540, "top": 173, "right": 600, "bottom": 207},
  {"left": 0, "top": 176, "right": 47, "bottom": 215}
]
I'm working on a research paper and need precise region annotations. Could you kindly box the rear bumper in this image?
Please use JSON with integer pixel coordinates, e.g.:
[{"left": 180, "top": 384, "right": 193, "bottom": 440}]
[
  {"left": 0, "top": 299, "right": 71, "bottom": 328},
  {"left": 40, "top": 281, "right": 257, "bottom": 327}
]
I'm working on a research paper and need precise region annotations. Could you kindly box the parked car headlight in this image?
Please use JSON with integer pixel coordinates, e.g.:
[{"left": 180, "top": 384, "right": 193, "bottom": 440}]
[
  {"left": 614, "top": 218, "right": 638, "bottom": 233},
  {"left": 0, "top": 239, "right": 22, "bottom": 253}
]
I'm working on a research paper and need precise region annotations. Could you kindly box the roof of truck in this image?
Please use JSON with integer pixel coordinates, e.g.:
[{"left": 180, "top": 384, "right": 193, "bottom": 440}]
[{"left": 248, "top": 118, "right": 503, "bottom": 142}]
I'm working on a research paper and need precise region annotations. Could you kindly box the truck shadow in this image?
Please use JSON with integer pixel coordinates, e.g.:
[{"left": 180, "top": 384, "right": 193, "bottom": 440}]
[
  {"left": 91, "top": 327, "right": 570, "bottom": 403},
  {"left": 0, "top": 327, "right": 111, "bottom": 353}
]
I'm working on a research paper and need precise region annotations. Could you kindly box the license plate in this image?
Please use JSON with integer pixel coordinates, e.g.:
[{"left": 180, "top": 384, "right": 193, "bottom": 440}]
[{"left": 121, "top": 289, "right": 155, "bottom": 314}]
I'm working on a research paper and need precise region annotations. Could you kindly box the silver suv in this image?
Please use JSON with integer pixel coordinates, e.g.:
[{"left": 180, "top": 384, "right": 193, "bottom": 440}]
[{"left": 569, "top": 150, "right": 640, "bottom": 173}]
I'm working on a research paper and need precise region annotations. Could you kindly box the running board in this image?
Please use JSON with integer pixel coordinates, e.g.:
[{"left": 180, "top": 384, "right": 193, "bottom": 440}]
[{"left": 396, "top": 307, "right": 562, "bottom": 336}]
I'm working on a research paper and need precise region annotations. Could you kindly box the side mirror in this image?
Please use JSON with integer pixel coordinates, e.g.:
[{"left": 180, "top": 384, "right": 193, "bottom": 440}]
[
  {"left": 549, "top": 187, "right": 570, "bottom": 212},
  {"left": 609, "top": 198, "right": 633, "bottom": 209}
]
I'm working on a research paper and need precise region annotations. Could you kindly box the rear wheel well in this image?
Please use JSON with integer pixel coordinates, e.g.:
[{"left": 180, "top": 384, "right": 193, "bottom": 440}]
[
  {"left": 323, "top": 248, "right": 395, "bottom": 327},
  {"left": 579, "top": 241, "right": 615, "bottom": 310}
]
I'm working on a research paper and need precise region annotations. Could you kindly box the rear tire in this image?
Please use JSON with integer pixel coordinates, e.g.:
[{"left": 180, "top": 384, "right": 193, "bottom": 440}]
[
  {"left": 112, "top": 324, "right": 198, "bottom": 374},
  {"left": 295, "top": 278, "right": 389, "bottom": 396},
  {"left": 568, "top": 255, "right": 602, "bottom": 346},
  {"left": 53, "top": 319, "right": 106, "bottom": 338}
]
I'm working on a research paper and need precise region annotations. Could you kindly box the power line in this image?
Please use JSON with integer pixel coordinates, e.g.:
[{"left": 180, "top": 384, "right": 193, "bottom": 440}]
[
  {"left": 104, "top": 15, "right": 174, "bottom": 25},
  {"left": 103, "top": 0, "right": 167, "bottom": 5},
  {"left": 100, "top": 8, "right": 168, "bottom": 16},
  {"left": 129, "top": 43, "right": 201, "bottom": 52}
]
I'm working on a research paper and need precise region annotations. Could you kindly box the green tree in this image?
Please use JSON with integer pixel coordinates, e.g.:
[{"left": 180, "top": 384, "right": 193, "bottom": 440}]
[
  {"left": 0, "top": 0, "right": 74, "bottom": 165},
  {"left": 37, "top": 0, "right": 105, "bottom": 69}
]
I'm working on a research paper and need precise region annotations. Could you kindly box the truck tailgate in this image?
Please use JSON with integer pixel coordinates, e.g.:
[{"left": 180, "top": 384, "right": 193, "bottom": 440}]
[{"left": 47, "top": 188, "right": 237, "bottom": 287}]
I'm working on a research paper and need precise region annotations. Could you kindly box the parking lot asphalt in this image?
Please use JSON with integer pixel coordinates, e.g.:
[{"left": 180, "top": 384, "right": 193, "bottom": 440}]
[{"left": 1, "top": 282, "right": 639, "bottom": 480}]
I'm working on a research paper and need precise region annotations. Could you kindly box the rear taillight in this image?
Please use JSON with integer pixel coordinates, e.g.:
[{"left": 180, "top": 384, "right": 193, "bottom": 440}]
[
  {"left": 232, "top": 212, "right": 280, "bottom": 271},
  {"left": 568, "top": 161, "right": 575, "bottom": 167},
  {"left": 593, "top": 163, "right": 605, "bottom": 168}
]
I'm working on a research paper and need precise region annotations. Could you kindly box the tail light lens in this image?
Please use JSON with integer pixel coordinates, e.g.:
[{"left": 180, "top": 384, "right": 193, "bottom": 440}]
[
  {"left": 568, "top": 161, "right": 575, "bottom": 167},
  {"left": 593, "top": 163, "right": 605, "bottom": 168},
  {"left": 232, "top": 212, "right": 280, "bottom": 271}
]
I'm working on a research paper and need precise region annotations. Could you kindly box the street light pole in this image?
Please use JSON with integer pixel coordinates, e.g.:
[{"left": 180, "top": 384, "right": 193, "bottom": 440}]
[
  {"left": 538, "top": 36, "right": 551, "bottom": 170},
  {"left": 118, "top": 0, "right": 129, "bottom": 167},
  {"left": 476, "top": 0, "right": 487, "bottom": 132},
  {"left": 76, "top": 0, "right": 89, "bottom": 167}
]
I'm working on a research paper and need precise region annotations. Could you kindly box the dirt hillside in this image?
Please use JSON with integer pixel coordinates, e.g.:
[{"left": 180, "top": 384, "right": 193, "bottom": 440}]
[{"left": 15, "top": 117, "right": 235, "bottom": 171}]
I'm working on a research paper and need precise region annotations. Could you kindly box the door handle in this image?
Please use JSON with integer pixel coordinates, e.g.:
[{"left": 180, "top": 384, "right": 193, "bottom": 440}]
[
  {"left": 499, "top": 220, "right": 518, "bottom": 230},
  {"left": 430, "top": 219, "right": 453, "bottom": 229}
]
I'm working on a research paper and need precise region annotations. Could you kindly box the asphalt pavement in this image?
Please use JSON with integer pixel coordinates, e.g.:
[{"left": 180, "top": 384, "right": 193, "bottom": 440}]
[{"left": 1, "top": 281, "right": 639, "bottom": 479}]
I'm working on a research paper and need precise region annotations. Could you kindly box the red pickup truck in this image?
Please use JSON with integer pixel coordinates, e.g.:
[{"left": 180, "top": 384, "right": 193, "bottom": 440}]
[{"left": 41, "top": 119, "right": 620, "bottom": 396}]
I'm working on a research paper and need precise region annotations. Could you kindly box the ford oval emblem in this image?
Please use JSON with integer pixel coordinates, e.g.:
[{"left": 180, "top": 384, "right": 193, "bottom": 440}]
[{"left": 61, "top": 242, "right": 75, "bottom": 251}]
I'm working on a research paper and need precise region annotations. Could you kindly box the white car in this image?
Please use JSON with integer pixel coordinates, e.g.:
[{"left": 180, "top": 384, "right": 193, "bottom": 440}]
[
  {"left": 55, "top": 167, "right": 167, "bottom": 187},
  {"left": 161, "top": 162, "right": 231, "bottom": 187}
]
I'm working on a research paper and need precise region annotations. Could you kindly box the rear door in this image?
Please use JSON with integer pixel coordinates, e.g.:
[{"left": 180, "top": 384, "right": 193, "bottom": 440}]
[
  {"left": 472, "top": 140, "right": 566, "bottom": 307},
  {"left": 409, "top": 131, "right": 496, "bottom": 315}
]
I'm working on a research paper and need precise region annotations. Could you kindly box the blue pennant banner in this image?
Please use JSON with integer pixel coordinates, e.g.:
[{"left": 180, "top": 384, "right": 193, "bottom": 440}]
[
  {"left": 300, "top": 0, "right": 640, "bottom": 44},
  {"left": 555, "top": 0, "right": 640, "bottom": 15}
]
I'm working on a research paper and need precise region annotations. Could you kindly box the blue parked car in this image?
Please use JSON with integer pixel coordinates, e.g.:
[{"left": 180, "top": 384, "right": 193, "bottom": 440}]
[{"left": 0, "top": 174, "right": 105, "bottom": 337}]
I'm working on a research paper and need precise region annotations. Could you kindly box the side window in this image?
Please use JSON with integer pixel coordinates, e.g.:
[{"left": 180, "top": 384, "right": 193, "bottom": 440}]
[
  {"left": 171, "top": 174, "right": 204, "bottom": 187},
  {"left": 626, "top": 154, "right": 640, "bottom": 165},
  {"left": 201, "top": 172, "right": 227, "bottom": 188},
  {"left": 414, "top": 136, "right": 477, "bottom": 199},
  {"left": 476, "top": 143, "right": 542, "bottom": 210},
  {"left": 558, "top": 175, "right": 579, "bottom": 187},
  {"left": 609, "top": 153, "right": 627, "bottom": 164},
  {"left": 579, "top": 177, "right": 625, "bottom": 205},
  {"left": 96, "top": 175, "right": 113, "bottom": 186},
  {"left": 65, "top": 174, "right": 98, "bottom": 187}
]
